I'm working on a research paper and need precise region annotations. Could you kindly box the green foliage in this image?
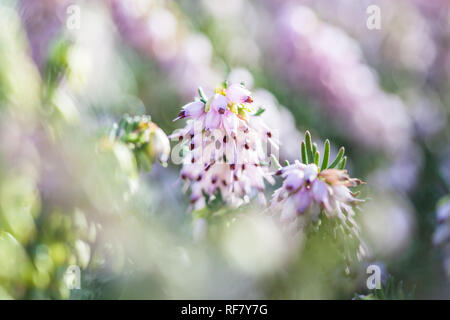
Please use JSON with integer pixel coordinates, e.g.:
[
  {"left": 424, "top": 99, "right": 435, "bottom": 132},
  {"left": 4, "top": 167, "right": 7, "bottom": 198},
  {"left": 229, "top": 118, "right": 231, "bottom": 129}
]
[
  {"left": 44, "top": 39, "right": 72, "bottom": 99},
  {"left": 301, "top": 141, "right": 308, "bottom": 164},
  {"left": 198, "top": 87, "right": 208, "bottom": 104},
  {"left": 255, "top": 107, "right": 266, "bottom": 116},
  {"left": 354, "top": 276, "right": 415, "bottom": 300},
  {"left": 305, "top": 131, "right": 315, "bottom": 165},
  {"left": 0, "top": 184, "right": 94, "bottom": 299},
  {"left": 300, "top": 131, "right": 347, "bottom": 171},
  {"left": 329, "top": 147, "right": 345, "bottom": 169},
  {"left": 321, "top": 139, "right": 330, "bottom": 171},
  {"left": 192, "top": 189, "right": 228, "bottom": 221}
]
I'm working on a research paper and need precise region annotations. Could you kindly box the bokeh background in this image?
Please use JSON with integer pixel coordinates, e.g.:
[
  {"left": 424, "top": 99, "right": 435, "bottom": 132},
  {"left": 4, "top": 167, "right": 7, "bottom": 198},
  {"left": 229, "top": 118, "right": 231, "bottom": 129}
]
[{"left": 0, "top": 0, "right": 449, "bottom": 299}]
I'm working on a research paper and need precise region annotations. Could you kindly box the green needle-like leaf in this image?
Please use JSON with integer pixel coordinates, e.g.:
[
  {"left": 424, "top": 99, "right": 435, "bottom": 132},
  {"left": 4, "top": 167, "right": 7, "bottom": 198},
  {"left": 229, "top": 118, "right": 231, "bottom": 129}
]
[
  {"left": 198, "top": 87, "right": 208, "bottom": 103},
  {"left": 254, "top": 108, "right": 266, "bottom": 116},
  {"left": 329, "top": 147, "right": 345, "bottom": 169},
  {"left": 305, "top": 131, "right": 314, "bottom": 165},
  {"left": 313, "top": 143, "right": 318, "bottom": 156},
  {"left": 285, "top": 160, "right": 290, "bottom": 166},
  {"left": 321, "top": 139, "right": 330, "bottom": 171},
  {"left": 338, "top": 156, "right": 347, "bottom": 170},
  {"left": 314, "top": 151, "right": 320, "bottom": 166},
  {"left": 301, "top": 141, "right": 308, "bottom": 164}
]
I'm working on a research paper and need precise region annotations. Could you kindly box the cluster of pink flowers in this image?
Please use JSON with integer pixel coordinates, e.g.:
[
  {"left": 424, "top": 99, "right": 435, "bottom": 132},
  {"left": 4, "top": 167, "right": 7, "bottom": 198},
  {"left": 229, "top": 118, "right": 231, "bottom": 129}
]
[
  {"left": 271, "top": 162, "right": 363, "bottom": 232},
  {"left": 171, "top": 83, "right": 277, "bottom": 210}
]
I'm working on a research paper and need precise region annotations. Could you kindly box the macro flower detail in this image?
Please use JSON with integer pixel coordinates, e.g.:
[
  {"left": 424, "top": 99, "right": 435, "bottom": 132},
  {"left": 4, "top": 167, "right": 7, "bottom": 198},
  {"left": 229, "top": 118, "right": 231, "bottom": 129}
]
[
  {"left": 171, "top": 82, "right": 277, "bottom": 210},
  {"left": 270, "top": 132, "right": 364, "bottom": 240}
]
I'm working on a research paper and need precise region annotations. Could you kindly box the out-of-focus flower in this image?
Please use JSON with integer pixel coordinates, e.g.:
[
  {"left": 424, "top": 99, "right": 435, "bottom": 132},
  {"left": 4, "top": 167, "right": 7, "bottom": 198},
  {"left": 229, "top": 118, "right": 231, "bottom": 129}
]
[
  {"left": 369, "top": 144, "right": 423, "bottom": 193},
  {"left": 200, "top": 0, "right": 262, "bottom": 68},
  {"left": 434, "top": 196, "right": 450, "bottom": 278},
  {"left": 109, "top": 0, "right": 221, "bottom": 98},
  {"left": 171, "top": 82, "right": 277, "bottom": 210},
  {"left": 407, "top": 90, "right": 447, "bottom": 139},
  {"left": 111, "top": 114, "right": 170, "bottom": 171},
  {"left": 268, "top": 3, "right": 413, "bottom": 154},
  {"left": 296, "top": 0, "right": 437, "bottom": 75},
  {"left": 435, "top": 197, "right": 450, "bottom": 233},
  {"left": 252, "top": 89, "right": 303, "bottom": 162},
  {"left": 227, "top": 68, "right": 254, "bottom": 89},
  {"left": 18, "top": 0, "right": 71, "bottom": 70},
  {"left": 360, "top": 193, "right": 415, "bottom": 259},
  {"left": 220, "top": 211, "right": 291, "bottom": 276},
  {"left": 270, "top": 132, "right": 366, "bottom": 262}
]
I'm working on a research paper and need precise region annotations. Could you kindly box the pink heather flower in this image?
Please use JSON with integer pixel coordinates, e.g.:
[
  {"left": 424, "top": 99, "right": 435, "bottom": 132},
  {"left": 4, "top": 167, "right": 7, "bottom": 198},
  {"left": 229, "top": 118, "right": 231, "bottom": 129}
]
[
  {"left": 226, "top": 83, "right": 252, "bottom": 103},
  {"left": 271, "top": 161, "right": 364, "bottom": 234},
  {"left": 170, "top": 82, "right": 276, "bottom": 210},
  {"left": 174, "top": 101, "right": 206, "bottom": 121}
]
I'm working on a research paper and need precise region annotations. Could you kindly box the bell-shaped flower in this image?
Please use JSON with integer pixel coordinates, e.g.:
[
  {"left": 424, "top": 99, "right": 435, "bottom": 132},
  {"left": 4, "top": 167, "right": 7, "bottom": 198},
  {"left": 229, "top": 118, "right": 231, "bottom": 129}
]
[
  {"left": 226, "top": 83, "right": 253, "bottom": 103},
  {"left": 174, "top": 101, "right": 206, "bottom": 121}
]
